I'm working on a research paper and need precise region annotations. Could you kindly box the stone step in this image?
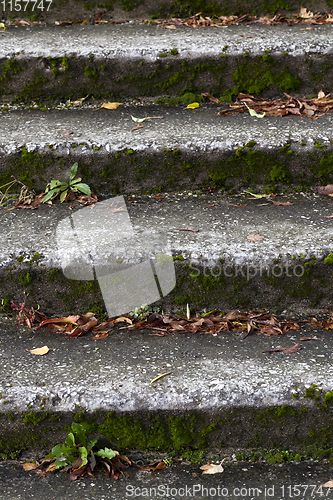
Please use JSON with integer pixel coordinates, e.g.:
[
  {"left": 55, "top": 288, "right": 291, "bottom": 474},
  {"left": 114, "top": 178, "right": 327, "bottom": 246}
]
[
  {"left": 1, "top": 106, "right": 333, "bottom": 195},
  {"left": 1, "top": 24, "right": 333, "bottom": 103},
  {"left": 1, "top": 318, "right": 333, "bottom": 462},
  {"left": 1, "top": 193, "right": 333, "bottom": 316}
]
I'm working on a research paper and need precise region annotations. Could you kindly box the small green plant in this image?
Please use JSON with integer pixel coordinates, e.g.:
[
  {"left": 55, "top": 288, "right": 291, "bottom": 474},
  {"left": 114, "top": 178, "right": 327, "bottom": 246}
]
[
  {"left": 46, "top": 423, "right": 97, "bottom": 470},
  {"left": 43, "top": 163, "right": 91, "bottom": 203},
  {"left": 24, "top": 422, "right": 131, "bottom": 481},
  {"left": 129, "top": 305, "right": 161, "bottom": 319}
]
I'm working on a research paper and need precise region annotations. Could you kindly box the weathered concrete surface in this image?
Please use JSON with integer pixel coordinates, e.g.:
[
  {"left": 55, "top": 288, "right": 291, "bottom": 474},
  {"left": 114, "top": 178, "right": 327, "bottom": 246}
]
[
  {"left": 1, "top": 320, "right": 332, "bottom": 413},
  {"left": 1, "top": 319, "right": 333, "bottom": 457},
  {"left": 0, "top": 460, "right": 332, "bottom": 500},
  {"left": 1, "top": 107, "right": 333, "bottom": 194},
  {"left": 1, "top": 25, "right": 333, "bottom": 101},
  {"left": 1, "top": 194, "right": 333, "bottom": 314}
]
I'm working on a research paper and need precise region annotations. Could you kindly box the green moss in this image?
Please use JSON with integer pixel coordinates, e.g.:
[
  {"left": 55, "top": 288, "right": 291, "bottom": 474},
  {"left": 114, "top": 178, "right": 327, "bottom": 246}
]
[
  {"left": 158, "top": 53, "right": 167, "bottom": 58},
  {"left": 173, "top": 254, "right": 185, "bottom": 261},
  {"left": 169, "top": 49, "right": 179, "bottom": 56},
  {"left": 18, "top": 272, "right": 32, "bottom": 287},
  {"left": 84, "top": 66, "right": 98, "bottom": 82},
  {"left": 315, "top": 141, "right": 324, "bottom": 149},
  {"left": 324, "top": 254, "right": 333, "bottom": 265},
  {"left": 324, "top": 392, "right": 333, "bottom": 405},
  {"left": 310, "top": 64, "right": 332, "bottom": 83},
  {"left": 19, "top": 73, "right": 49, "bottom": 101},
  {"left": 22, "top": 411, "right": 42, "bottom": 428},
  {"left": 49, "top": 269, "right": 60, "bottom": 281},
  {"left": 230, "top": 57, "right": 301, "bottom": 98},
  {"left": 98, "top": 412, "right": 217, "bottom": 452},
  {"left": 245, "top": 141, "right": 257, "bottom": 148}
]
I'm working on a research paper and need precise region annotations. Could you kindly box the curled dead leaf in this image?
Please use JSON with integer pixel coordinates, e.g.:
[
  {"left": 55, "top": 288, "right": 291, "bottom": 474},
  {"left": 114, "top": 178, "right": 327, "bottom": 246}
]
[
  {"left": 114, "top": 316, "right": 133, "bottom": 325},
  {"left": 263, "top": 343, "right": 302, "bottom": 354},
  {"left": 200, "top": 461, "right": 224, "bottom": 475},
  {"left": 131, "top": 124, "right": 144, "bottom": 132}
]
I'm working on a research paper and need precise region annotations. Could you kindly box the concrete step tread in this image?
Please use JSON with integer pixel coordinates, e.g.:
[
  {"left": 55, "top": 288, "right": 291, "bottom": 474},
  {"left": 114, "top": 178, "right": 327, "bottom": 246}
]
[
  {"left": 1, "top": 194, "right": 333, "bottom": 267},
  {"left": 1, "top": 24, "right": 333, "bottom": 59},
  {"left": 0, "top": 319, "right": 331, "bottom": 413},
  {"left": 1, "top": 107, "right": 333, "bottom": 155}
]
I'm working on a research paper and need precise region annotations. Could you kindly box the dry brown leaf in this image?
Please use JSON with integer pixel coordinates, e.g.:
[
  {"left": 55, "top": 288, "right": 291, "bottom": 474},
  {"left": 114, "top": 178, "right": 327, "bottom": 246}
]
[
  {"left": 318, "top": 90, "right": 326, "bottom": 99},
  {"left": 263, "top": 343, "right": 302, "bottom": 354},
  {"left": 155, "top": 193, "right": 163, "bottom": 201},
  {"left": 319, "top": 214, "right": 333, "bottom": 218},
  {"left": 316, "top": 185, "right": 333, "bottom": 196},
  {"left": 201, "top": 92, "right": 220, "bottom": 103},
  {"left": 100, "top": 102, "right": 122, "bottom": 110},
  {"left": 247, "top": 233, "right": 264, "bottom": 243},
  {"left": 200, "top": 462, "right": 224, "bottom": 475},
  {"left": 131, "top": 124, "right": 144, "bottom": 132},
  {"left": 114, "top": 316, "right": 133, "bottom": 325},
  {"left": 322, "top": 480, "right": 333, "bottom": 487},
  {"left": 92, "top": 331, "right": 109, "bottom": 340},
  {"left": 270, "top": 200, "right": 294, "bottom": 206},
  {"left": 27, "top": 346, "right": 49, "bottom": 356},
  {"left": 178, "top": 228, "right": 199, "bottom": 232},
  {"left": 228, "top": 202, "right": 249, "bottom": 207},
  {"left": 22, "top": 462, "right": 41, "bottom": 471}
]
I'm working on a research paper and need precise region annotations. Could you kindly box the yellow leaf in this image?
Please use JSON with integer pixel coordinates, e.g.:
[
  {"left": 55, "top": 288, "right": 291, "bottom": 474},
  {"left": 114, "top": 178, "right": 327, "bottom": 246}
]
[
  {"left": 114, "top": 316, "right": 133, "bottom": 325},
  {"left": 27, "top": 346, "right": 49, "bottom": 356},
  {"left": 186, "top": 102, "right": 199, "bottom": 109},
  {"left": 244, "top": 103, "right": 265, "bottom": 118},
  {"left": 101, "top": 102, "right": 123, "bottom": 110},
  {"left": 0, "top": 23, "right": 6, "bottom": 29},
  {"left": 131, "top": 115, "right": 146, "bottom": 123}
]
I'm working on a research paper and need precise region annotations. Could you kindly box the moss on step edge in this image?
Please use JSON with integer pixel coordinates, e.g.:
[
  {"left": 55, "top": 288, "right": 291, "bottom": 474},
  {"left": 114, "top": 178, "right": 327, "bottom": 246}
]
[
  {"left": 3, "top": 144, "right": 333, "bottom": 196},
  {"left": 1, "top": 52, "right": 328, "bottom": 103},
  {"left": 3, "top": 397, "right": 333, "bottom": 462}
]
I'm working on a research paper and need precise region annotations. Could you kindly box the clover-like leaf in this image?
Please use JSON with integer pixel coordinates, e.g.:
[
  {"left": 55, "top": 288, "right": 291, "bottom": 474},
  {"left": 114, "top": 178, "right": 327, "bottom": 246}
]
[{"left": 95, "top": 447, "right": 116, "bottom": 460}]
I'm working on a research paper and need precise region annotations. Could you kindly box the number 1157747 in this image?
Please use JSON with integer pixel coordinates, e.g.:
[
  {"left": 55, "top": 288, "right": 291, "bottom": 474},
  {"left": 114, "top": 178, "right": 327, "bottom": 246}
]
[{"left": 1, "top": 0, "right": 52, "bottom": 11}]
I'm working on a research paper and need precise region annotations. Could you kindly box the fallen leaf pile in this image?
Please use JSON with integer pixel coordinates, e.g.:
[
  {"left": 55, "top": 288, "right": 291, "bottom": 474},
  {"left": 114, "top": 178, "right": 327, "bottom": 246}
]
[
  {"left": 15, "top": 302, "right": 333, "bottom": 340},
  {"left": 152, "top": 9, "right": 333, "bottom": 28},
  {"left": 218, "top": 92, "right": 333, "bottom": 119},
  {"left": 114, "top": 309, "right": 302, "bottom": 337}
]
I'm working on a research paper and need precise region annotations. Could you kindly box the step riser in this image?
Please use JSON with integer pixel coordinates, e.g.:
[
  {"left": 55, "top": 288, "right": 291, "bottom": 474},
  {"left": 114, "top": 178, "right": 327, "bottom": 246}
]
[
  {"left": 0, "top": 53, "right": 331, "bottom": 102},
  {"left": 1, "top": 406, "right": 331, "bottom": 460},
  {"left": 2, "top": 258, "right": 333, "bottom": 317},
  {"left": 2, "top": 146, "right": 333, "bottom": 194}
]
